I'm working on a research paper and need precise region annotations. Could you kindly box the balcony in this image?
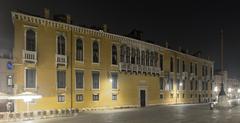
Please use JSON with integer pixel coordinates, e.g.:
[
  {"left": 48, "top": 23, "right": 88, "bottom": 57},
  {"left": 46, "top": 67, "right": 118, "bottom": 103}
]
[
  {"left": 56, "top": 54, "right": 67, "bottom": 66},
  {"left": 132, "top": 64, "right": 138, "bottom": 72},
  {"left": 119, "top": 62, "right": 127, "bottom": 71},
  {"left": 22, "top": 50, "right": 37, "bottom": 64},
  {"left": 182, "top": 72, "right": 188, "bottom": 80}
]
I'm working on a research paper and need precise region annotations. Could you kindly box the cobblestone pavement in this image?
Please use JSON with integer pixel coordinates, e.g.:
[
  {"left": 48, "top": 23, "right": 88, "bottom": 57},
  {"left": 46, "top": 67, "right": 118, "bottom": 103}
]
[{"left": 11, "top": 104, "right": 240, "bottom": 123}]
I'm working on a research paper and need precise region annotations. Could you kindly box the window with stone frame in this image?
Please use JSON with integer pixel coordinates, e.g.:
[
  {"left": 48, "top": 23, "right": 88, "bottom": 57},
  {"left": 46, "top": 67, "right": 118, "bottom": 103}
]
[
  {"left": 112, "top": 44, "right": 117, "bottom": 65},
  {"left": 76, "top": 38, "right": 83, "bottom": 61},
  {"left": 57, "top": 35, "right": 65, "bottom": 55},
  {"left": 92, "top": 41, "right": 99, "bottom": 63},
  {"left": 26, "top": 29, "right": 36, "bottom": 51}
]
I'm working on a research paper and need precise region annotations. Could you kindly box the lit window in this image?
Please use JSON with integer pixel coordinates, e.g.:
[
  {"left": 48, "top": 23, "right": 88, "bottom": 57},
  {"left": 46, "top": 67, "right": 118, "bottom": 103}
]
[
  {"left": 58, "top": 95, "right": 65, "bottom": 102},
  {"left": 111, "top": 72, "right": 118, "bottom": 89},
  {"left": 93, "top": 94, "right": 99, "bottom": 101},
  {"left": 76, "top": 94, "right": 83, "bottom": 102},
  {"left": 26, "top": 29, "right": 36, "bottom": 51},
  {"left": 25, "top": 69, "right": 36, "bottom": 88},
  {"left": 57, "top": 70, "right": 66, "bottom": 88},
  {"left": 76, "top": 38, "right": 83, "bottom": 61}
]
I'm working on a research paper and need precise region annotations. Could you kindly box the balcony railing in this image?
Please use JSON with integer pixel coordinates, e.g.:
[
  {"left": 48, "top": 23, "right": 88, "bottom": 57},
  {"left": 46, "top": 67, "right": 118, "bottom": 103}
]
[
  {"left": 22, "top": 50, "right": 37, "bottom": 64},
  {"left": 56, "top": 54, "right": 67, "bottom": 66},
  {"left": 119, "top": 62, "right": 163, "bottom": 76}
]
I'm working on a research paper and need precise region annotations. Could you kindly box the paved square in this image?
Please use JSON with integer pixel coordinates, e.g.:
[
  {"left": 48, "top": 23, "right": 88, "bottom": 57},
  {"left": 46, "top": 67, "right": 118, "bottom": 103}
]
[{"left": 14, "top": 104, "right": 240, "bottom": 123}]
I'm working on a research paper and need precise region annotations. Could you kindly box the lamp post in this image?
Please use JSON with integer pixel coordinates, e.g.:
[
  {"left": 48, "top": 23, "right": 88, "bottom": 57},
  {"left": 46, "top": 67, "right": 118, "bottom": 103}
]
[{"left": 176, "top": 81, "right": 183, "bottom": 104}]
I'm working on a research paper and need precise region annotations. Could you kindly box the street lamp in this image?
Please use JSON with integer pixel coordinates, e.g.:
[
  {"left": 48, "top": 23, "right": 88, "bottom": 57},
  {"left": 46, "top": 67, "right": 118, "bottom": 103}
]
[{"left": 176, "top": 81, "right": 183, "bottom": 104}]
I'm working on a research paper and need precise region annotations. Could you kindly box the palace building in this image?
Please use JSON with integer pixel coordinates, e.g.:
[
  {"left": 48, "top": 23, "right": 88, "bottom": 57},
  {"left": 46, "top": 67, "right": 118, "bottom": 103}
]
[{"left": 11, "top": 10, "right": 214, "bottom": 112}]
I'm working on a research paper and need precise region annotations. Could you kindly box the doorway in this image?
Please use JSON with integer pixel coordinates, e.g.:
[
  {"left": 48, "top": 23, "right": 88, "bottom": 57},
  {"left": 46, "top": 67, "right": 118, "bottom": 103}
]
[{"left": 140, "top": 90, "right": 146, "bottom": 107}]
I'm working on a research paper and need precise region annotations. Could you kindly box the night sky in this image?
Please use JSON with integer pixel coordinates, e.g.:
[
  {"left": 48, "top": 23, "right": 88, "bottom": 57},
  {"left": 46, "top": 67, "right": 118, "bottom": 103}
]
[{"left": 0, "top": 0, "right": 240, "bottom": 78}]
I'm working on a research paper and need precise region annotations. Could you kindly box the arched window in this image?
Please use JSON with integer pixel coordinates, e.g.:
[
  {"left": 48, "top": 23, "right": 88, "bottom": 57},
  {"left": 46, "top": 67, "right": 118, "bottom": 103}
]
[
  {"left": 154, "top": 52, "right": 158, "bottom": 67},
  {"left": 112, "top": 44, "right": 117, "bottom": 65},
  {"left": 120, "top": 45, "right": 126, "bottom": 62},
  {"left": 150, "top": 51, "right": 154, "bottom": 66},
  {"left": 57, "top": 35, "right": 65, "bottom": 55},
  {"left": 76, "top": 38, "right": 83, "bottom": 61},
  {"left": 92, "top": 41, "right": 99, "bottom": 63},
  {"left": 126, "top": 46, "right": 130, "bottom": 63},
  {"left": 26, "top": 29, "right": 36, "bottom": 51},
  {"left": 131, "top": 48, "right": 135, "bottom": 64},
  {"left": 141, "top": 51, "right": 145, "bottom": 65},
  {"left": 136, "top": 48, "right": 140, "bottom": 65},
  {"left": 146, "top": 50, "right": 150, "bottom": 66}
]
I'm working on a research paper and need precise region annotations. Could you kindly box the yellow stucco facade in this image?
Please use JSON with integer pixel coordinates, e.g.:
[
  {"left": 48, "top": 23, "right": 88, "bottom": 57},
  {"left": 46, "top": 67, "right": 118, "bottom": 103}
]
[{"left": 12, "top": 11, "right": 214, "bottom": 113}]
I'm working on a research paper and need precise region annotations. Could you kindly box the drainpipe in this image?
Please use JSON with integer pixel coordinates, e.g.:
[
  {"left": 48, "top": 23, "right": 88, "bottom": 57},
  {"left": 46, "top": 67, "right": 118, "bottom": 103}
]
[{"left": 70, "top": 28, "right": 73, "bottom": 109}]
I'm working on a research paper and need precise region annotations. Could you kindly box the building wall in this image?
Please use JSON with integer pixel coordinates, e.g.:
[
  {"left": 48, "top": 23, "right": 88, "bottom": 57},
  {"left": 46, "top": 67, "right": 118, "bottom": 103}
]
[
  {"left": 0, "top": 57, "right": 13, "bottom": 112},
  {"left": 12, "top": 12, "right": 214, "bottom": 112}
]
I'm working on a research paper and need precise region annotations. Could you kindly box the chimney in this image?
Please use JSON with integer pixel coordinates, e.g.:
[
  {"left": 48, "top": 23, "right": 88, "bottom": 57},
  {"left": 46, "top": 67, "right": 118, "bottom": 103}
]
[
  {"left": 178, "top": 46, "right": 182, "bottom": 52},
  {"left": 66, "top": 14, "right": 71, "bottom": 24},
  {"left": 165, "top": 41, "right": 168, "bottom": 48},
  {"left": 44, "top": 8, "right": 50, "bottom": 19},
  {"left": 102, "top": 24, "right": 108, "bottom": 32}
]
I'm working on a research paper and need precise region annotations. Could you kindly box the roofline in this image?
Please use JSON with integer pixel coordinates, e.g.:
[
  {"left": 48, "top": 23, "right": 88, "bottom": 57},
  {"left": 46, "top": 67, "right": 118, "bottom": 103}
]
[{"left": 11, "top": 11, "right": 214, "bottom": 64}]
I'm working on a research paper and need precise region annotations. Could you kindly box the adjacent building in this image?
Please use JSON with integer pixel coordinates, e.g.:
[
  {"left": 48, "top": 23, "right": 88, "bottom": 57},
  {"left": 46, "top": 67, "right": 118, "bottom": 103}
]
[
  {"left": 0, "top": 50, "right": 14, "bottom": 112},
  {"left": 213, "top": 71, "right": 240, "bottom": 100},
  {"left": 11, "top": 10, "right": 214, "bottom": 112}
]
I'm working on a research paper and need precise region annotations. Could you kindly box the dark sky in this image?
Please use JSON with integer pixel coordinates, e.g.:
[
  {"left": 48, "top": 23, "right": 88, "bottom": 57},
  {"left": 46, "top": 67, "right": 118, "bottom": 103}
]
[{"left": 0, "top": 0, "right": 240, "bottom": 78}]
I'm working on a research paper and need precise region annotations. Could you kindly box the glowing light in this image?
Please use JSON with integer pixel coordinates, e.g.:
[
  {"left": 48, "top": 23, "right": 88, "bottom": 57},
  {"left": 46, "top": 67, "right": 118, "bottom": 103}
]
[
  {"left": 214, "top": 86, "right": 218, "bottom": 92},
  {"left": 228, "top": 88, "right": 232, "bottom": 93},
  {"left": 238, "top": 89, "right": 240, "bottom": 93},
  {"left": 109, "top": 78, "right": 113, "bottom": 82},
  {"left": 179, "top": 82, "right": 183, "bottom": 87}
]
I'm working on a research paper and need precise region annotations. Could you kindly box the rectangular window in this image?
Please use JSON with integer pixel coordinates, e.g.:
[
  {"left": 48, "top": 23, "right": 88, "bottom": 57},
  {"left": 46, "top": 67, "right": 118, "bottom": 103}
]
[
  {"left": 160, "top": 78, "right": 164, "bottom": 90},
  {"left": 57, "top": 70, "right": 66, "bottom": 88},
  {"left": 159, "top": 54, "right": 163, "bottom": 71},
  {"left": 76, "top": 94, "right": 83, "bottom": 102},
  {"left": 169, "top": 79, "right": 173, "bottom": 90},
  {"left": 160, "top": 94, "right": 164, "bottom": 99},
  {"left": 26, "top": 69, "right": 36, "bottom": 88},
  {"left": 195, "top": 63, "right": 198, "bottom": 75},
  {"left": 177, "top": 58, "right": 180, "bottom": 73},
  {"left": 202, "top": 66, "right": 204, "bottom": 76},
  {"left": 202, "top": 81, "right": 204, "bottom": 90},
  {"left": 182, "top": 60, "right": 185, "bottom": 72},
  {"left": 190, "top": 62, "right": 193, "bottom": 73},
  {"left": 111, "top": 72, "right": 118, "bottom": 89},
  {"left": 177, "top": 79, "right": 180, "bottom": 90},
  {"left": 112, "top": 94, "right": 117, "bottom": 100},
  {"left": 177, "top": 94, "right": 179, "bottom": 98},
  {"left": 58, "top": 95, "right": 65, "bottom": 102},
  {"left": 170, "top": 57, "right": 174, "bottom": 72},
  {"left": 190, "top": 94, "right": 193, "bottom": 98},
  {"left": 206, "top": 82, "right": 208, "bottom": 90},
  {"left": 170, "top": 93, "right": 173, "bottom": 98},
  {"left": 182, "top": 80, "right": 185, "bottom": 90},
  {"left": 93, "top": 94, "right": 99, "bottom": 101},
  {"left": 206, "top": 66, "right": 208, "bottom": 76},
  {"left": 182, "top": 94, "right": 185, "bottom": 98},
  {"left": 92, "top": 71, "right": 100, "bottom": 89},
  {"left": 195, "top": 80, "right": 198, "bottom": 90},
  {"left": 76, "top": 39, "right": 83, "bottom": 61},
  {"left": 75, "top": 70, "right": 84, "bottom": 89},
  {"left": 190, "top": 80, "right": 193, "bottom": 90}
]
